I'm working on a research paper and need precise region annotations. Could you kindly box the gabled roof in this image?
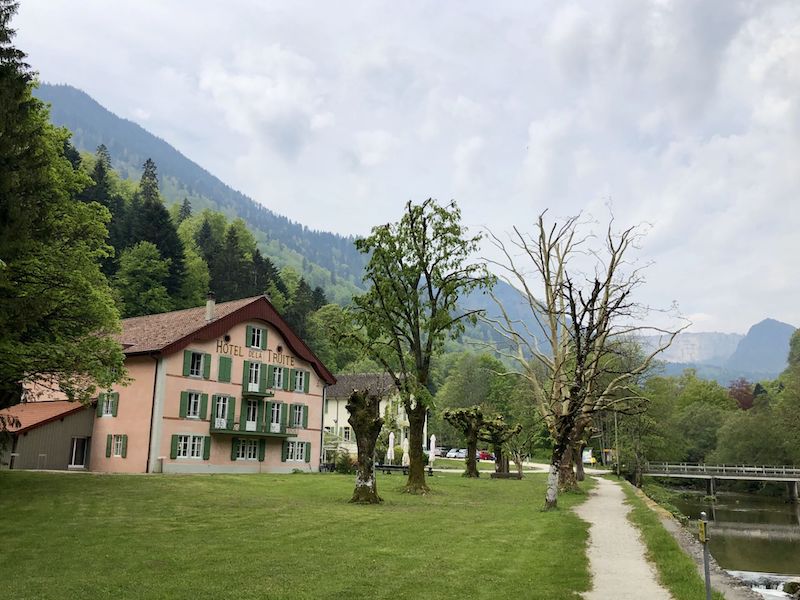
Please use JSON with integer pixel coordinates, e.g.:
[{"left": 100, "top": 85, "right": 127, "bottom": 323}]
[
  {"left": 119, "top": 295, "right": 335, "bottom": 385},
  {"left": 0, "top": 400, "right": 89, "bottom": 434},
  {"left": 327, "top": 372, "right": 396, "bottom": 399}
]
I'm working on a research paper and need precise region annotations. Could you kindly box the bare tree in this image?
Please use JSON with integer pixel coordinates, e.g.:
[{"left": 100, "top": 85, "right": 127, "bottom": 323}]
[{"left": 485, "top": 212, "right": 686, "bottom": 510}]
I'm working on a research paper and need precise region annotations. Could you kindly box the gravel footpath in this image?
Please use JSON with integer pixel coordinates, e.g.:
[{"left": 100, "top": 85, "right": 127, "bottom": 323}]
[{"left": 574, "top": 476, "right": 673, "bottom": 600}]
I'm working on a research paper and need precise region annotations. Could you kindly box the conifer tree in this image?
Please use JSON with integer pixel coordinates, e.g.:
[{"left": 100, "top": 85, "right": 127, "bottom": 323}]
[
  {"left": 177, "top": 197, "right": 192, "bottom": 223},
  {"left": 130, "top": 158, "right": 185, "bottom": 296}
]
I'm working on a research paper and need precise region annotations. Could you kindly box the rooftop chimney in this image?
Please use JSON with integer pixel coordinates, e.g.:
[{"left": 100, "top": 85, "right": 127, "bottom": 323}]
[{"left": 205, "top": 291, "right": 216, "bottom": 323}]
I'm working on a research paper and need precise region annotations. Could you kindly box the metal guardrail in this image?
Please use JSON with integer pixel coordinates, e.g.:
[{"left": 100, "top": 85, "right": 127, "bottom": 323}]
[{"left": 645, "top": 462, "right": 800, "bottom": 478}]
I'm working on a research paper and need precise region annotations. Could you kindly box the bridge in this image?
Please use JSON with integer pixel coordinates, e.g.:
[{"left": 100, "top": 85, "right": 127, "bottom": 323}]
[{"left": 644, "top": 462, "right": 800, "bottom": 501}]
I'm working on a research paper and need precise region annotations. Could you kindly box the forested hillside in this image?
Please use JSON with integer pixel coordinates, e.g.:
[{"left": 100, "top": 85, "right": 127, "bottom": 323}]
[{"left": 34, "top": 83, "right": 366, "bottom": 304}]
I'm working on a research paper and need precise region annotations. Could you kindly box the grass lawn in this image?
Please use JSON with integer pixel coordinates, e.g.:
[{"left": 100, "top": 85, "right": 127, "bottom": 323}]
[
  {"left": 619, "top": 479, "right": 725, "bottom": 600},
  {"left": 431, "top": 457, "right": 497, "bottom": 471},
  {"left": 0, "top": 471, "right": 592, "bottom": 600}
]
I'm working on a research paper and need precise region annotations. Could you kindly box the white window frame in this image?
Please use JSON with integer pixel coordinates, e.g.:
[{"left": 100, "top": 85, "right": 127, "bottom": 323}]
[
  {"left": 294, "top": 370, "right": 305, "bottom": 392},
  {"left": 215, "top": 396, "right": 229, "bottom": 420},
  {"left": 286, "top": 441, "right": 306, "bottom": 462},
  {"left": 343, "top": 427, "right": 351, "bottom": 442},
  {"left": 112, "top": 434, "right": 124, "bottom": 457},
  {"left": 177, "top": 434, "right": 204, "bottom": 459},
  {"left": 248, "top": 362, "right": 261, "bottom": 392},
  {"left": 101, "top": 395, "right": 114, "bottom": 416},
  {"left": 69, "top": 437, "right": 87, "bottom": 468},
  {"left": 292, "top": 404, "right": 303, "bottom": 427},
  {"left": 189, "top": 352, "right": 203, "bottom": 377},
  {"left": 273, "top": 367, "right": 284, "bottom": 389},
  {"left": 237, "top": 439, "right": 258, "bottom": 460},
  {"left": 249, "top": 327, "right": 263, "bottom": 349},
  {"left": 187, "top": 392, "right": 201, "bottom": 418}
]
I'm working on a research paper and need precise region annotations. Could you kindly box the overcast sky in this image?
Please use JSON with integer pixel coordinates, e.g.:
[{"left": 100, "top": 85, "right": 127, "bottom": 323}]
[{"left": 16, "top": 1, "right": 800, "bottom": 334}]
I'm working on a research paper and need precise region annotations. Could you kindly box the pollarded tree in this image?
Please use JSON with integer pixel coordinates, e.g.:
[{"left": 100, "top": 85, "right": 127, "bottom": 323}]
[
  {"left": 479, "top": 415, "right": 522, "bottom": 474},
  {"left": 486, "top": 212, "right": 684, "bottom": 510},
  {"left": 350, "top": 199, "right": 494, "bottom": 493},
  {"left": 443, "top": 406, "right": 487, "bottom": 478},
  {"left": 346, "top": 389, "right": 384, "bottom": 504}
]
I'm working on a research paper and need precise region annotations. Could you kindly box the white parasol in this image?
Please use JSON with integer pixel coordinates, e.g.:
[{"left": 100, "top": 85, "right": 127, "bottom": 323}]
[
  {"left": 429, "top": 434, "right": 436, "bottom": 467},
  {"left": 401, "top": 437, "right": 410, "bottom": 466},
  {"left": 386, "top": 431, "right": 395, "bottom": 463}
]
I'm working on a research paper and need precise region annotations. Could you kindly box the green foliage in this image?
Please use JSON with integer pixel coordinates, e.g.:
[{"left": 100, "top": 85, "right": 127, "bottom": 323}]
[
  {"left": 114, "top": 242, "right": 173, "bottom": 317},
  {"left": 334, "top": 450, "right": 356, "bottom": 474},
  {"left": 673, "top": 403, "right": 729, "bottom": 463},
  {"left": 0, "top": 3, "right": 124, "bottom": 404},
  {"left": 710, "top": 407, "right": 791, "bottom": 465}
]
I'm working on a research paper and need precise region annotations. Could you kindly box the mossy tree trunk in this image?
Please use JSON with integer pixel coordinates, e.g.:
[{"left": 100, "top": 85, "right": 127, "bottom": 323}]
[
  {"left": 403, "top": 401, "right": 430, "bottom": 493},
  {"left": 443, "top": 406, "right": 486, "bottom": 479},
  {"left": 347, "top": 389, "right": 384, "bottom": 504}
]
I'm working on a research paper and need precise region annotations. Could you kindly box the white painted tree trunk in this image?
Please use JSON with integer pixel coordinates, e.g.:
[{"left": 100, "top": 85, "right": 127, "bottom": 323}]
[{"left": 545, "top": 463, "right": 559, "bottom": 509}]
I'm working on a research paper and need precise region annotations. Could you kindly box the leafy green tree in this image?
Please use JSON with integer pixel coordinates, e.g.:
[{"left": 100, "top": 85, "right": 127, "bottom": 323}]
[
  {"left": 710, "top": 408, "right": 791, "bottom": 465},
  {"left": 348, "top": 199, "right": 493, "bottom": 493},
  {"left": 0, "top": 0, "right": 124, "bottom": 409},
  {"left": 443, "top": 406, "right": 487, "bottom": 478},
  {"left": 114, "top": 242, "right": 173, "bottom": 317},
  {"left": 673, "top": 402, "right": 729, "bottom": 463},
  {"left": 178, "top": 247, "right": 210, "bottom": 308},
  {"left": 306, "top": 304, "right": 359, "bottom": 372}
]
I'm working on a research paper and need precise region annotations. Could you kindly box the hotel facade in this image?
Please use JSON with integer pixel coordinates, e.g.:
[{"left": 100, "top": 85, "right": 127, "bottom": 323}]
[{"left": 1, "top": 295, "right": 335, "bottom": 473}]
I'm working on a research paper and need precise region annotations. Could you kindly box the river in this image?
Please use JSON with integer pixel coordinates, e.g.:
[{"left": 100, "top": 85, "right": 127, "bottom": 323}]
[{"left": 671, "top": 490, "right": 800, "bottom": 597}]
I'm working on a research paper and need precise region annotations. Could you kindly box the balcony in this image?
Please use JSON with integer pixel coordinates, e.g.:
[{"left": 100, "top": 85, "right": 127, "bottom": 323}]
[
  {"left": 210, "top": 417, "right": 294, "bottom": 438},
  {"left": 241, "top": 382, "right": 275, "bottom": 398}
]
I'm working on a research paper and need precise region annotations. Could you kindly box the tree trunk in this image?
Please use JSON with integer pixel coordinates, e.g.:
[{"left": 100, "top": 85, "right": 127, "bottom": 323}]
[
  {"left": 403, "top": 401, "right": 430, "bottom": 494},
  {"left": 492, "top": 443, "right": 505, "bottom": 474},
  {"left": 464, "top": 435, "right": 479, "bottom": 478},
  {"left": 575, "top": 442, "right": 586, "bottom": 482},
  {"left": 558, "top": 443, "right": 579, "bottom": 492},
  {"left": 347, "top": 390, "right": 384, "bottom": 504}
]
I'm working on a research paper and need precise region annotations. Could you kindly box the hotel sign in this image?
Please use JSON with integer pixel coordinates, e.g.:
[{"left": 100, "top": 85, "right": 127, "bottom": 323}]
[{"left": 215, "top": 339, "right": 296, "bottom": 367}]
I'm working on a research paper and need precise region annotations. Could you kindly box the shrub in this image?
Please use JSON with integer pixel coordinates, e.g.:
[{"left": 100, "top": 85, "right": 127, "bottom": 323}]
[
  {"left": 335, "top": 450, "right": 356, "bottom": 474},
  {"left": 392, "top": 445, "right": 404, "bottom": 466}
]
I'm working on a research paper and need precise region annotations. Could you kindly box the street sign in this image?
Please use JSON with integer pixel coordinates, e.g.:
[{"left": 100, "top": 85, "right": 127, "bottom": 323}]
[{"left": 698, "top": 520, "right": 707, "bottom": 543}]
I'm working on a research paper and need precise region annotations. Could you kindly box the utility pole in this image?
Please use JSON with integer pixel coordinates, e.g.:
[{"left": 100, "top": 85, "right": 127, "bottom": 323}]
[{"left": 614, "top": 411, "right": 620, "bottom": 477}]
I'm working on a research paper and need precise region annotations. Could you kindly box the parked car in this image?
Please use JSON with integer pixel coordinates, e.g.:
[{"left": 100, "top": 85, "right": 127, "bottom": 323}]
[
  {"left": 454, "top": 448, "right": 468, "bottom": 459},
  {"left": 478, "top": 450, "right": 495, "bottom": 461},
  {"left": 445, "top": 448, "right": 460, "bottom": 459}
]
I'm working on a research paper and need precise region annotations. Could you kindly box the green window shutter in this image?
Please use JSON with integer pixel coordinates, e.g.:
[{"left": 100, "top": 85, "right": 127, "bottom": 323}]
[
  {"left": 112, "top": 392, "right": 119, "bottom": 417},
  {"left": 303, "top": 371, "right": 310, "bottom": 394},
  {"left": 280, "top": 403, "right": 288, "bottom": 429},
  {"left": 258, "top": 363, "right": 267, "bottom": 394},
  {"left": 202, "top": 353, "right": 211, "bottom": 379},
  {"left": 283, "top": 369, "right": 291, "bottom": 391},
  {"left": 266, "top": 402, "right": 273, "bottom": 429},
  {"left": 96, "top": 394, "right": 104, "bottom": 417},
  {"left": 182, "top": 350, "right": 192, "bottom": 376},
  {"left": 211, "top": 395, "right": 218, "bottom": 425},
  {"left": 121, "top": 435, "right": 128, "bottom": 458},
  {"left": 105, "top": 434, "right": 112, "bottom": 458},
  {"left": 304, "top": 442, "right": 312, "bottom": 463},
  {"left": 246, "top": 325, "right": 253, "bottom": 347},
  {"left": 240, "top": 400, "right": 248, "bottom": 429},
  {"left": 203, "top": 436, "right": 211, "bottom": 460},
  {"left": 200, "top": 393, "right": 208, "bottom": 420},
  {"left": 218, "top": 356, "right": 232, "bottom": 382},
  {"left": 170, "top": 435, "right": 179, "bottom": 459},
  {"left": 242, "top": 360, "right": 251, "bottom": 388},
  {"left": 260, "top": 329, "right": 267, "bottom": 350},
  {"left": 227, "top": 397, "right": 236, "bottom": 429},
  {"left": 281, "top": 441, "right": 288, "bottom": 462},
  {"left": 258, "top": 439, "right": 266, "bottom": 462},
  {"left": 267, "top": 365, "right": 275, "bottom": 388},
  {"left": 179, "top": 391, "right": 188, "bottom": 418},
  {"left": 256, "top": 400, "right": 265, "bottom": 431},
  {"left": 287, "top": 369, "right": 295, "bottom": 391},
  {"left": 231, "top": 438, "right": 239, "bottom": 461},
  {"left": 302, "top": 405, "right": 309, "bottom": 429}
]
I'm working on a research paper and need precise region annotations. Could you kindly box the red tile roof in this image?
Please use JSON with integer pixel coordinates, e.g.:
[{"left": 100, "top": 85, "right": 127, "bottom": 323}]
[
  {"left": 0, "top": 400, "right": 88, "bottom": 434},
  {"left": 119, "top": 295, "right": 335, "bottom": 385}
]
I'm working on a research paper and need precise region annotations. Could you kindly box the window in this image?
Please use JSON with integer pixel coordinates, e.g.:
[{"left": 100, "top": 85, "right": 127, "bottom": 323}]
[
  {"left": 323, "top": 426, "right": 331, "bottom": 433},
  {"left": 69, "top": 437, "right": 87, "bottom": 467},
  {"left": 249, "top": 327, "right": 263, "bottom": 349},
  {"left": 237, "top": 439, "right": 258, "bottom": 460},
  {"left": 292, "top": 404, "right": 303, "bottom": 427},
  {"left": 286, "top": 441, "right": 306, "bottom": 462},
  {"left": 294, "top": 370, "right": 305, "bottom": 392},
  {"left": 189, "top": 352, "right": 203, "bottom": 377},
  {"left": 343, "top": 427, "right": 351, "bottom": 442},
  {"left": 177, "top": 435, "right": 204, "bottom": 459},
  {"left": 215, "top": 396, "right": 229, "bottom": 421},
  {"left": 248, "top": 362, "right": 261, "bottom": 391},
  {"left": 186, "top": 392, "right": 201, "bottom": 418},
  {"left": 113, "top": 435, "right": 124, "bottom": 457},
  {"left": 246, "top": 399, "right": 258, "bottom": 428},
  {"left": 101, "top": 395, "right": 114, "bottom": 416},
  {"left": 269, "top": 402, "right": 282, "bottom": 433},
  {"left": 324, "top": 398, "right": 328, "bottom": 414},
  {"left": 273, "top": 367, "right": 284, "bottom": 389}
]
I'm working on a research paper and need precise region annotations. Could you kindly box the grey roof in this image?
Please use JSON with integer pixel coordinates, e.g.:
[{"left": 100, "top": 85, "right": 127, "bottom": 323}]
[{"left": 327, "top": 372, "right": 396, "bottom": 399}]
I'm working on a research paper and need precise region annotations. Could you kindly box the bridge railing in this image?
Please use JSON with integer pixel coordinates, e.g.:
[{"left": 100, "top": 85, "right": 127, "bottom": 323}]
[{"left": 645, "top": 462, "right": 800, "bottom": 477}]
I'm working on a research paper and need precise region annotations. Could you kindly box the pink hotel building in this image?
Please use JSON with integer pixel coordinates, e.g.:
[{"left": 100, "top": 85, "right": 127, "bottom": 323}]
[{"left": 91, "top": 294, "right": 336, "bottom": 474}]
